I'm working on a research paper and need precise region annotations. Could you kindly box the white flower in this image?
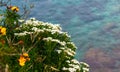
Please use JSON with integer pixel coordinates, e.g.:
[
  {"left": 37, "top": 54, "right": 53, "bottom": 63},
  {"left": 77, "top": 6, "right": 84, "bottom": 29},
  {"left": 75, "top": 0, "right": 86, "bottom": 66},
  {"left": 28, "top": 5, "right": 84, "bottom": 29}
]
[
  {"left": 25, "top": 20, "right": 33, "bottom": 25},
  {"left": 60, "top": 41, "right": 66, "bottom": 46},
  {"left": 62, "top": 67, "right": 68, "bottom": 70},
  {"left": 62, "top": 67, "right": 77, "bottom": 72},
  {"left": 43, "top": 37, "right": 52, "bottom": 41},
  {"left": 71, "top": 59, "right": 80, "bottom": 64},
  {"left": 83, "top": 68, "right": 89, "bottom": 72},
  {"left": 55, "top": 24, "right": 62, "bottom": 30},
  {"left": 74, "top": 65, "right": 80, "bottom": 70},
  {"left": 67, "top": 42, "right": 77, "bottom": 49},
  {"left": 60, "top": 47, "right": 65, "bottom": 50},
  {"left": 32, "top": 27, "right": 38, "bottom": 31},
  {"left": 56, "top": 50, "right": 62, "bottom": 54},
  {"left": 14, "top": 33, "right": 26, "bottom": 36},
  {"left": 80, "top": 62, "right": 89, "bottom": 67},
  {"left": 18, "top": 19, "right": 24, "bottom": 22},
  {"left": 64, "top": 50, "right": 74, "bottom": 56},
  {"left": 64, "top": 32, "right": 71, "bottom": 38},
  {"left": 51, "top": 30, "right": 63, "bottom": 34},
  {"left": 66, "top": 60, "right": 70, "bottom": 63},
  {"left": 68, "top": 64, "right": 80, "bottom": 70},
  {"left": 43, "top": 37, "right": 66, "bottom": 46},
  {"left": 33, "top": 20, "right": 39, "bottom": 25},
  {"left": 32, "top": 27, "right": 44, "bottom": 32},
  {"left": 68, "top": 68, "right": 76, "bottom": 72},
  {"left": 30, "top": 17, "right": 36, "bottom": 20},
  {"left": 64, "top": 48, "right": 76, "bottom": 56},
  {"left": 14, "top": 31, "right": 33, "bottom": 36}
]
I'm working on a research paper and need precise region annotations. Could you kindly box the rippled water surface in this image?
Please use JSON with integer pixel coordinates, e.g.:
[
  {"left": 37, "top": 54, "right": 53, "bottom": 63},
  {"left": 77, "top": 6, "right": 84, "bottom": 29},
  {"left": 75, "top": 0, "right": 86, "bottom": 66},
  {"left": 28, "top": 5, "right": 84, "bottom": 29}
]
[{"left": 12, "top": 0, "right": 120, "bottom": 72}]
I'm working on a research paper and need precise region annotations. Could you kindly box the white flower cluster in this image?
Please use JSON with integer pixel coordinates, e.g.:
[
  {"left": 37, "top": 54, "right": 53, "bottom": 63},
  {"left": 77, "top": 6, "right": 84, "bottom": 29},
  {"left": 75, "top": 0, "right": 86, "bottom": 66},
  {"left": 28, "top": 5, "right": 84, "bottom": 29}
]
[
  {"left": 56, "top": 47, "right": 75, "bottom": 57},
  {"left": 32, "top": 27, "right": 44, "bottom": 33},
  {"left": 13, "top": 18, "right": 89, "bottom": 72},
  {"left": 25, "top": 18, "right": 40, "bottom": 26},
  {"left": 62, "top": 67, "right": 77, "bottom": 72},
  {"left": 43, "top": 37, "right": 66, "bottom": 46},
  {"left": 43, "top": 37, "right": 76, "bottom": 57},
  {"left": 24, "top": 18, "right": 62, "bottom": 31},
  {"left": 14, "top": 31, "right": 33, "bottom": 36},
  {"left": 67, "top": 42, "right": 77, "bottom": 49},
  {"left": 63, "top": 32, "right": 71, "bottom": 38},
  {"left": 80, "top": 62, "right": 90, "bottom": 72},
  {"left": 62, "top": 60, "right": 90, "bottom": 72},
  {"left": 71, "top": 59, "right": 80, "bottom": 64},
  {"left": 64, "top": 48, "right": 76, "bottom": 56},
  {"left": 15, "top": 18, "right": 71, "bottom": 38},
  {"left": 62, "top": 59, "right": 81, "bottom": 72}
]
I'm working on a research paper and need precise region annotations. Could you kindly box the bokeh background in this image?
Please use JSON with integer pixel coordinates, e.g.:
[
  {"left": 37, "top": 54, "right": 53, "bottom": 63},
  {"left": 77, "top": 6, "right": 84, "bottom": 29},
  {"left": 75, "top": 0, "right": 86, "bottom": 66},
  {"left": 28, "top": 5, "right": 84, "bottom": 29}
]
[{"left": 12, "top": 0, "right": 120, "bottom": 72}]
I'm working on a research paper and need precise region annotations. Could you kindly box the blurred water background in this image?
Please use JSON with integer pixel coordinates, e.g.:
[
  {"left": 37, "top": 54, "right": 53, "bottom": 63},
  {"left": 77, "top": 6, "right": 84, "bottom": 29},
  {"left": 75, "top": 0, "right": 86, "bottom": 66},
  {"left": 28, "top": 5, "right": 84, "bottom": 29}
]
[{"left": 11, "top": 0, "right": 120, "bottom": 72}]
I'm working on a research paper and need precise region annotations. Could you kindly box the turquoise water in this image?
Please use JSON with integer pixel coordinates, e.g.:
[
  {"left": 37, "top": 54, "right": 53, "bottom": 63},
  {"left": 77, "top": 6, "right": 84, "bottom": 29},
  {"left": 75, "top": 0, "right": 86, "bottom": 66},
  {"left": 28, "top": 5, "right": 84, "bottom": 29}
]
[{"left": 11, "top": 0, "right": 120, "bottom": 72}]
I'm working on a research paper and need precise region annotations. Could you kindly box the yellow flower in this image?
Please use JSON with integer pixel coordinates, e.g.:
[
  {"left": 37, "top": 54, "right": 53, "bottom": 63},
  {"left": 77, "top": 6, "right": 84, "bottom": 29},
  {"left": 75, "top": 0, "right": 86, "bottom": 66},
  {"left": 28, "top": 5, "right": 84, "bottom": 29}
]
[
  {"left": 1, "top": 27, "right": 6, "bottom": 35},
  {"left": 23, "top": 53, "right": 30, "bottom": 61},
  {"left": 18, "top": 55, "right": 26, "bottom": 66},
  {"left": 11, "top": 6, "right": 19, "bottom": 12},
  {"left": 18, "top": 53, "right": 30, "bottom": 66},
  {"left": 23, "top": 53, "right": 29, "bottom": 57},
  {"left": 0, "top": 26, "right": 6, "bottom": 35}
]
